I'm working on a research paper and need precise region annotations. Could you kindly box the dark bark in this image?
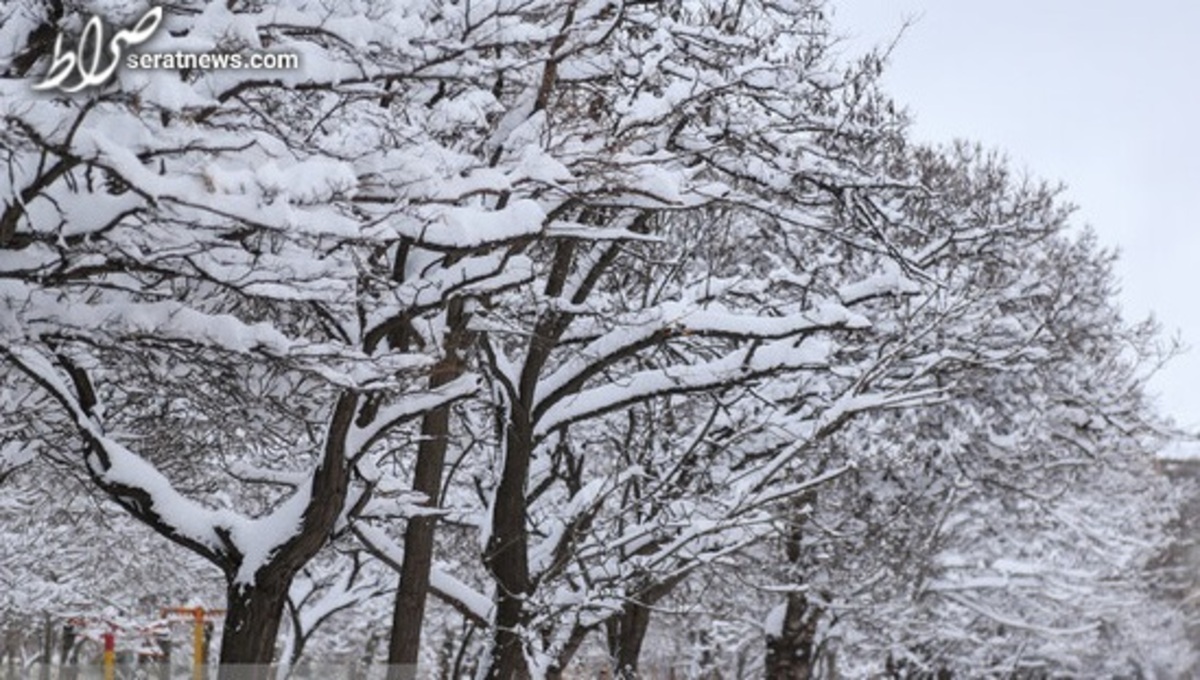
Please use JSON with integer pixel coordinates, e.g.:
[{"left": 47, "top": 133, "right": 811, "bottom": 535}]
[
  {"left": 478, "top": 225, "right": 646, "bottom": 678},
  {"left": 387, "top": 301, "right": 468, "bottom": 679},
  {"left": 4, "top": 626, "right": 18, "bottom": 680},
  {"left": 765, "top": 490, "right": 825, "bottom": 680},
  {"left": 482, "top": 241, "right": 578, "bottom": 679},
  {"left": 215, "top": 392, "right": 360, "bottom": 677},
  {"left": 484, "top": 416, "right": 536, "bottom": 680},
  {"left": 764, "top": 592, "right": 822, "bottom": 680},
  {"left": 547, "top": 624, "right": 592, "bottom": 680},
  {"left": 39, "top": 614, "right": 51, "bottom": 680},
  {"left": 218, "top": 577, "right": 289, "bottom": 680},
  {"left": 601, "top": 575, "right": 687, "bottom": 680},
  {"left": 7, "top": 352, "right": 356, "bottom": 674},
  {"left": 58, "top": 624, "right": 76, "bottom": 680},
  {"left": 606, "top": 601, "right": 652, "bottom": 679}
]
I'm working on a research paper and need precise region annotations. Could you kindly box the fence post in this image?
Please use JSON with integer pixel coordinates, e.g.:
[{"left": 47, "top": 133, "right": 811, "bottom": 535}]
[
  {"left": 200, "top": 620, "right": 214, "bottom": 680},
  {"left": 102, "top": 631, "right": 116, "bottom": 680}
]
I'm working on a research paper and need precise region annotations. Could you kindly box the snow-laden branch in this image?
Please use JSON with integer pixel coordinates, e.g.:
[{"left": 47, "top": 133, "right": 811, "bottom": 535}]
[
  {"left": 936, "top": 591, "right": 1102, "bottom": 638},
  {"left": 534, "top": 334, "right": 837, "bottom": 438},
  {"left": 347, "top": 374, "right": 480, "bottom": 459},
  {"left": 3, "top": 282, "right": 431, "bottom": 388},
  {"left": 717, "top": 386, "right": 946, "bottom": 509},
  {"left": 528, "top": 467, "right": 643, "bottom": 585},
  {"left": 364, "top": 252, "right": 534, "bottom": 338},
  {"left": 534, "top": 301, "right": 868, "bottom": 418},
  {"left": 1, "top": 345, "right": 232, "bottom": 554},
  {"left": 352, "top": 521, "right": 493, "bottom": 626},
  {"left": 393, "top": 199, "right": 546, "bottom": 249},
  {"left": 1, "top": 342, "right": 474, "bottom": 587}
]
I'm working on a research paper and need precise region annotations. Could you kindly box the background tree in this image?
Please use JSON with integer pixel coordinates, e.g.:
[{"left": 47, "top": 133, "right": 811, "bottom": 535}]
[{"left": 751, "top": 144, "right": 1193, "bottom": 677}]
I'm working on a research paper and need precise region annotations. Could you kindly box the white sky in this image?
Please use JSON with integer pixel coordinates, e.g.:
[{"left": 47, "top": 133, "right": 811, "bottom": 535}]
[{"left": 831, "top": 0, "right": 1200, "bottom": 429}]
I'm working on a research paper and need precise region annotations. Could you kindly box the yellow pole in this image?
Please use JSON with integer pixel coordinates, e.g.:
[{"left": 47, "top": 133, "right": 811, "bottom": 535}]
[
  {"left": 193, "top": 608, "right": 204, "bottom": 680},
  {"left": 102, "top": 632, "right": 115, "bottom": 680},
  {"left": 162, "top": 605, "right": 224, "bottom": 680}
]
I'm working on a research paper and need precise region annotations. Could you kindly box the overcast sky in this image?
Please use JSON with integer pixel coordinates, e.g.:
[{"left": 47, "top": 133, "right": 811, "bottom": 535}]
[{"left": 831, "top": 0, "right": 1200, "bottom": 429}]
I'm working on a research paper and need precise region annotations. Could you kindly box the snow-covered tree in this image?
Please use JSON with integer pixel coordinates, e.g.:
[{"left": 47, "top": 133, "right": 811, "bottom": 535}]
[
  {"left": 1, "top": 0, "right": 544, "bottom": 676},
  {"left": 751, "top": 145, "right": 1192, "bottom": 678},
  {"left": 326, "top": 0, "right": 917, "bottom": 675},
  {"left": 420, "top": 1, "right": 935, "bottom": 675}
]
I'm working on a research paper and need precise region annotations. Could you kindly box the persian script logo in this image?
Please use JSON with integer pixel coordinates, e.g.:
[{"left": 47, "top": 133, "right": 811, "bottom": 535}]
[{"left": 32, "top": 7, "right": 163, "bottom": 93}]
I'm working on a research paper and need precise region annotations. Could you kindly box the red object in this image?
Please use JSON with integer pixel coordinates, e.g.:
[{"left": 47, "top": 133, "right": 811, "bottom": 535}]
[{"left": 103, "top": 632, "right": 115, "bottom": 652}]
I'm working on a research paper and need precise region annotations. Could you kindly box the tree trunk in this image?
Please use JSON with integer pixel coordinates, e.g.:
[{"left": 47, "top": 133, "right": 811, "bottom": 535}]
[
  {"left": 385, "top": 416, "right": 446, "bottom": 680},
  {"left": 765, "top": 492, "right": 821, "bottom": 680},
  {"left": 39, "top": 614, "right": 52, "bottom": 680},
  {"left": 216, "top": 393, "right": 358, "bottom": 679},
  {"left": 484, "top": 419, "right": 534, "bottom": 680},
  {"left": 4, "top": 626, "right": 18, "bottom": 680},
  {"left": 387, "top": 302, "right": 466, "bottom": 680},
  {"left": 764, "top": 592, "right": 822, "bottom": 680},
  {"left": 489, "top": 593, "right": 530, "bottom": 680},
  {"left": 606, "top": 601, "right": 652, "bottom": 679},
  {"left": 59, "top": 623, "right": 77, "bottom": 680},
  {"left": 547, "top": 623, "right": 591, "bottom": 680},
  {"left": 482, "top": 244, "right": 579, "bottom": 679},
  {"left": 218, "top": 577, "right": 290, "bottom": 680}
]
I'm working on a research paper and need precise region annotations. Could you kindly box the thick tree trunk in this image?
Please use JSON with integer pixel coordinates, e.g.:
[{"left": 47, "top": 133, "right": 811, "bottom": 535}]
[
  {"left": 489, "top": 592, "right": 530, "bottom": 680},
  {"left": 484, "top": 419, "right": 534, "bottom": 680},
  {"left": 765, "top": 490, "right": 823, "bottom": 680},
  {"left": 218, "top": 577, "right": 290, "bottom": 680},
  {"left": 216, "top": 393, "right": 358, "bottom": 678},
  {"left": 59, "top": 624, "right": 77, "bottom": 680},
  {"left": 385, "top": 458, "right": 444, "bottom": 678},
  {"left": 482, "top": 243, "right": 581, "bottom": 679},
  {"left": 764, "top": 592, "right": 822, "bottom": 680},
  {"left": 546, "top": 624, "right": 590, "bottom": 680},
  {"left": 387, "top": 516, "right": 440, "bottom": 678},
  {"left": 39, "top": 614, "right": 52, "bottom": 680},
  {"left": 606, "top": 601, "right": 652, "bottom": 678},
  {"left": 4, "top": 626, "right": 19, "bottom": 680}
]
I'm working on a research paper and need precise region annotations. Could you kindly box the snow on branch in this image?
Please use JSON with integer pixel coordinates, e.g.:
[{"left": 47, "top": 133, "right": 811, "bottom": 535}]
[
  {"left": 347, "top": 374, "right": 481, "bottom": 459},
  {"left": 395, "top": 199, "right": 547, "bottom": 249},
  {"left": 535, "top": 335, "right": 835, "bottom": 438},
  {"left": 535, "top": 301, "right": 868, "bottom": 418},
  {"left": 351, "top": 521, "right": 493, "bottom": 626},
  {"left": 1, "top": 344, "right": 236, "bottom": 566},
  {"left": 5, "top": 283, "right": 431, "bottom": 388}
]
